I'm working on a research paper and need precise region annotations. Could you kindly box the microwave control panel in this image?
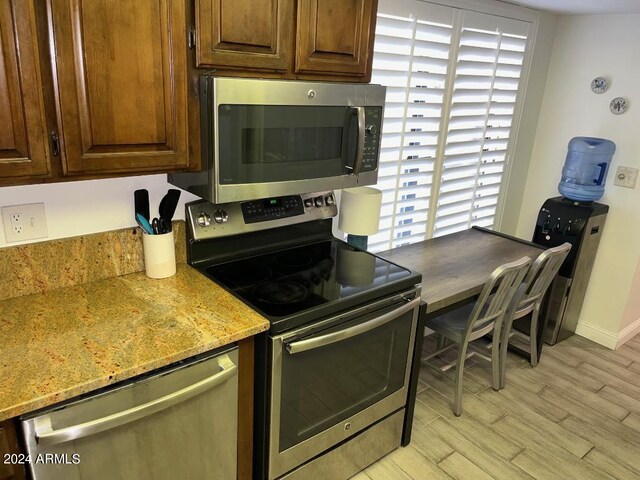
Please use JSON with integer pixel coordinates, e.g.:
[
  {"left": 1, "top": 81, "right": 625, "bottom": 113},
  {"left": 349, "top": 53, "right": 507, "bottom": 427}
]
[{"left": 361, "top": 107, "right": 383, "bottom": 173}]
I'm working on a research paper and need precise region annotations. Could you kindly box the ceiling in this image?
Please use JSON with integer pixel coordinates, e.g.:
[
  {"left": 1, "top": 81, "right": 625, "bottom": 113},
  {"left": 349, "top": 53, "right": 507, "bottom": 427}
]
[{"left": 502, "top": 0, "right": 640, "bottom": 15}]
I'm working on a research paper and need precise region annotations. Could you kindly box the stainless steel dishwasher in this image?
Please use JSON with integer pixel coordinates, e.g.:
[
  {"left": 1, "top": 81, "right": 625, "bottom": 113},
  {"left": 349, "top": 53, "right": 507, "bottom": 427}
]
[{"left": 20, "top": 346, "right": 239, "bottom": 480}]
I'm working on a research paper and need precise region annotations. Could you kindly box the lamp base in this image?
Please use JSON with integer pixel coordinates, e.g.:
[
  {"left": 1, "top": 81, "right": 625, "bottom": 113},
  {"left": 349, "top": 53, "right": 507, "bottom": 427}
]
[{"left": 346, "top": 234, "right": 368, "bottom": 250}]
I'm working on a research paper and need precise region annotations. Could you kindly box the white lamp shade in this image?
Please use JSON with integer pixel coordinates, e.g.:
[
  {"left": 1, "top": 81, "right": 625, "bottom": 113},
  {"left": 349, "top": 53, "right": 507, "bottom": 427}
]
[{"left": 338, "top": 187, "right": 382, "bottom": 235}]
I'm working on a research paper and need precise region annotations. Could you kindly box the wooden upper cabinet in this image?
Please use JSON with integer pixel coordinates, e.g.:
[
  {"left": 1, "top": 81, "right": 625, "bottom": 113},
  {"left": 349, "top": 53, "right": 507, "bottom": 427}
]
[
  {"left": 196, "top": 0, "right": 294, "bottom": 71},
  {"left": 0, "top": 420, "right": 25, "bottom": 480},
  {"left": 295, "top": 0, "right": 377, "bottom": 79},
  {"left": 0, "top": 0, "right": 50, "bottom": 179},
  {"left": 47, "top": 0, "right": 190, "bottom": 175}
]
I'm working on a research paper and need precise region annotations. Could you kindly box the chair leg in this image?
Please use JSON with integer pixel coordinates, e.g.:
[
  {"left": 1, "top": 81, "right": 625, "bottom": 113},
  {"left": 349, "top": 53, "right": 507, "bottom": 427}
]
[
  {"left": 453, "top": 341, "right": 469, "bottom": 416},
  {"left": 499, "top": 315, "right": 515, "bottom": 390},
  {"left": 530, "top": 307, "right": 540, "bottom": 367},
  {"left": 491, "top": 321, "right": 502, "bottom": 391},
  {"left": 436, "top": 333, "right": 446, "bottom": 350}
]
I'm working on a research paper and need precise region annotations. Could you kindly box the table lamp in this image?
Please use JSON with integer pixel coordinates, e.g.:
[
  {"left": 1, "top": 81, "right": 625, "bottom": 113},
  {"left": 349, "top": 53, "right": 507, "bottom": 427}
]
[{"left": 338, "top": 187, "right": 383, "bottom": 250}]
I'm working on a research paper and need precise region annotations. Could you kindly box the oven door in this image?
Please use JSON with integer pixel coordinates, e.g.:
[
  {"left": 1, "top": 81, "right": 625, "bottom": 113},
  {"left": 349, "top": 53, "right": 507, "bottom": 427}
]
[{"left": 268, "top": 291, "right": 420, "bottom": 479}]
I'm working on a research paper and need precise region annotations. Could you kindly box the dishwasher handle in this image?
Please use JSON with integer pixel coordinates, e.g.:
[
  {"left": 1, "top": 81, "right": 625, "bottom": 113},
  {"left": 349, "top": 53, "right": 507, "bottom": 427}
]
[
  {"left": 33, "top": 353, "right": 238, "bottom": 447},
  {"left": 286, "top": 296, "right": 420, "bottom": 354}
]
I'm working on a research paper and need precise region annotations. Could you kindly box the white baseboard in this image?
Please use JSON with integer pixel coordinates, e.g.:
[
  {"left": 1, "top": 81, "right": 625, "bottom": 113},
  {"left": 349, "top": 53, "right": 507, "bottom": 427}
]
[
  {"left": 616, "top": 317, "right": 640, "bottom": 349},
  {"left": 575, "top": 322, "right": 618, "bottom": 350},
  {"left": 575, "top": 318, "right": 640, "bottom": 350}
]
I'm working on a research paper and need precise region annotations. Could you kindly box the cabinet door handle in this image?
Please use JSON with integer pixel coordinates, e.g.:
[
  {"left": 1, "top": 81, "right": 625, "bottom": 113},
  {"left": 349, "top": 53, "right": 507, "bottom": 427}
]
[
  {"left": 188, "top": 26, "right": 196, "bottom": 49},
  {"left": 50, "top": 131, "right": 60, "bottom": 157},
  {"left": 33, "top": 354, "right": 237, "bottom": 446}
]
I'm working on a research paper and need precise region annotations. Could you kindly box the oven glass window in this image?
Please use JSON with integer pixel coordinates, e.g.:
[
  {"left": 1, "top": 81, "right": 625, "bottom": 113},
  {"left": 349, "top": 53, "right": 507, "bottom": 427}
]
[
  {"left": 217, "top": 106, "right": 358, "bottom": 184},
  {"left": 278, "top": 306, "right": 413, "bottom": 452}
]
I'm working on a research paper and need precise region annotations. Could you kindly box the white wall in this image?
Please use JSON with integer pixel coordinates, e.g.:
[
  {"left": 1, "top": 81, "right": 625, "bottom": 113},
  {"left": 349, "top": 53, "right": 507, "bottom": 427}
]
[
  {"left": 0, "top": 175, "right": 200, "bottom": 248},
  {"left": 514, "top": 14, "right": 640, "bottom": 347},
  {"left": 499, "top": 11, "right": 557, "bottom": 234}
]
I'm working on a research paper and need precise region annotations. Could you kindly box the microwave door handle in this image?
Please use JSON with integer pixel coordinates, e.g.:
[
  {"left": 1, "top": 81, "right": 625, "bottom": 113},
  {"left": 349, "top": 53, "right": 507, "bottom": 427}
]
[
  {"left": 286, "top": 296, "right": 420, "bottom": 354},
  {"left": 353, "top": 106, "right": 366, "bottom": 175},
  {"left": 32, "top": 354, "right": 238, "bottom": 447},
  {"left": 344, "top": 107, "right": 365, "bottom": 175}
]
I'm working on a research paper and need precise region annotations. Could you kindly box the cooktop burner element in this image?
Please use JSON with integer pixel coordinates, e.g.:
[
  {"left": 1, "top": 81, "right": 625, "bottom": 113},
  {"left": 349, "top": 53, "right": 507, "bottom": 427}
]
[
  {"left": 253, "top": 280, "right": 309, "bottom": 305},
  {"left": 210, "top": 262, "right": 272, "bottom": 286},
  {"left": 274, "top": 252, "right": 313, "bottom": 268}
]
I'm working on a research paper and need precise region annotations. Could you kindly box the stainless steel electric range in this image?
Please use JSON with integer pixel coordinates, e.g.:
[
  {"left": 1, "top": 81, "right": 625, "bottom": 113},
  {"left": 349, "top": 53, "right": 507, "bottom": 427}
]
[{"left": 185, "top": 191, "right": 422, "bottom": 480}]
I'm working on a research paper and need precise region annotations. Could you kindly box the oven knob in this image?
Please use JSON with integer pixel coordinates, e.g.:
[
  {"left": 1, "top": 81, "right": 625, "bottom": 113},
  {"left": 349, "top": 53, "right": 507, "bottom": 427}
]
[
  {"left": 325, "top": 194, "right": 335, "bottom": 206},
  {"left": 365, "top": 125, "right": 377, "bottom": 135},
  {"left": 314, "top": 196, "right": 324, "bottom": 207},
  {"left": 304, "top": 198, "right": 314, "bottom": 208},
  {"left": 213, "top": 209, "right": 229, "bottom": 224},
  {"left": 197, "top": 213, "right": 211, "bottom": 227}
]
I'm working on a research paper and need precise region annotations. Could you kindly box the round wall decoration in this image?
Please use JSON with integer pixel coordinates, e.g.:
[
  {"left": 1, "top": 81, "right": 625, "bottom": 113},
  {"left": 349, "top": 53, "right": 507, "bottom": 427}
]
[
  {"left": 591, "top": 77, "right": 609, "bottom": 94},
  {"left": 609, "top": 97, "right": 629, "bottom": 115}
]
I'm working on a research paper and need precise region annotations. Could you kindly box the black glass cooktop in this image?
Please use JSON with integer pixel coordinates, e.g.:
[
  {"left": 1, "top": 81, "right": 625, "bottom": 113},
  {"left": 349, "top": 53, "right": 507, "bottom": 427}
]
[{"left": 202, "top": 239, "right": 420, "bottom": 333}]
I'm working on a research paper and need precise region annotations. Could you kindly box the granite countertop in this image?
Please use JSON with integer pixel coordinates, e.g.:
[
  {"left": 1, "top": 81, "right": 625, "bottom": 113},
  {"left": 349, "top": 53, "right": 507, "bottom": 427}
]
[{"left": 0, "top": 264, "right": 269, "bottom": 421}]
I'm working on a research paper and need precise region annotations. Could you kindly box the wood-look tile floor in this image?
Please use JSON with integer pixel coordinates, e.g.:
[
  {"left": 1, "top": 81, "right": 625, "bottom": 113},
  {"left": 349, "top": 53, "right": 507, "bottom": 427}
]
[{"left": 351, "top": 333, "right": 640, "bottom": 480}]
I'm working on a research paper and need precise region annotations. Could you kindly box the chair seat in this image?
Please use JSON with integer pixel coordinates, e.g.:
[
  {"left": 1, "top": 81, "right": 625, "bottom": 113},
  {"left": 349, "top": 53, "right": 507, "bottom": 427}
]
[
  {"left": 426, "top": 303, "right": 475, "bottom": 334},
  {"left": 426, "top": 302, "right": 494, "bottom": 342}
]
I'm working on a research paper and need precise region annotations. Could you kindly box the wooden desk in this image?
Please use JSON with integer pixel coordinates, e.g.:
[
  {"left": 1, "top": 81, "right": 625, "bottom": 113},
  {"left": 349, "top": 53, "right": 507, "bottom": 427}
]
[
  {"left": 378, "top": 227, "right": 545, "bottom": 315},
  {"left": 379, "top": 227, "right": 545, "bottom": 446}
]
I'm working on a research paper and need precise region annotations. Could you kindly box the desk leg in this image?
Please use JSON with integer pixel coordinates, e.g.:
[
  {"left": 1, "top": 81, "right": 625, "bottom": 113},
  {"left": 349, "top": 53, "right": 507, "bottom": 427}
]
[{"left": 402, "top": 305, "right": 426, "bottom": 446}]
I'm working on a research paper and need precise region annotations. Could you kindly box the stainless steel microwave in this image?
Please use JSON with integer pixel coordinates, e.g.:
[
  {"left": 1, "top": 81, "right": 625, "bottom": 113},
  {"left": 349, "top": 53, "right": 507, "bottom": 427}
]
[{"left": 169, "top": 77, "right": 385, "bottom": 204}]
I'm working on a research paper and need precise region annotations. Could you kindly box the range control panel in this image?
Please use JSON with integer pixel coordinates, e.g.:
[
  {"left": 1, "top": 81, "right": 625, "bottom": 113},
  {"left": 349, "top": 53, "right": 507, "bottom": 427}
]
[
  {"left": 186, "top": 191, "right": 338, "bottom": 241},
  {"left": 241, "top": 196, "right": 305, "bottom": 224}
]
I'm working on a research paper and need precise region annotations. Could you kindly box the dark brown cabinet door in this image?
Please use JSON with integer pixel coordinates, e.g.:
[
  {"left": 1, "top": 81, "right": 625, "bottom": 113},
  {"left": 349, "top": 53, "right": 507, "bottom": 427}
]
[
  {"left": 48, "top": 0, "right": 190, "bottom": 175},
  {"left": 0, "top": 0, "right": 50, "bottom": 179},
  {"left": 295, "top": 0, "right": 377, "bottom": 79},
  {"left": 196, "top": 0, "right": 294, "bottom": 71},
  {"left": 0, "top": 420, "right": 25, "bottom": 480}
]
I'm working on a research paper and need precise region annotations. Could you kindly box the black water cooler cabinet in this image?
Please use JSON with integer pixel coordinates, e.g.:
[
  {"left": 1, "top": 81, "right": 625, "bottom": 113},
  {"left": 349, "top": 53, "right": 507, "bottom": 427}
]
[{"left": 531, "top": 197, "right": 609, "bottom": 345}]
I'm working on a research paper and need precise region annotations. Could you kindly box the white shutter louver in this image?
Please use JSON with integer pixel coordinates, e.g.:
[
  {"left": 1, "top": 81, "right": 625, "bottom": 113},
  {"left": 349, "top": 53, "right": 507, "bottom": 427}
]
[
  {"left": 366, "top": 3, "right": 531, "bottom": 252},
  {"left": 434, "top": 26, "right": 527, "bottom": 237},
  {"left": 368, "top": 14, "right": 453, "bottom": 252}
]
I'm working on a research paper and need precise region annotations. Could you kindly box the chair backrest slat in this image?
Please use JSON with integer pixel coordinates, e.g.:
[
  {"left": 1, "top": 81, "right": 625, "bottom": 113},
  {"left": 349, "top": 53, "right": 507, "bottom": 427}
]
[
  {"left": 464, "top": 256, "right": 532, "bottom": 337},
  {"left": 515, "top": 243, "right": 572, "bottom": 313}
]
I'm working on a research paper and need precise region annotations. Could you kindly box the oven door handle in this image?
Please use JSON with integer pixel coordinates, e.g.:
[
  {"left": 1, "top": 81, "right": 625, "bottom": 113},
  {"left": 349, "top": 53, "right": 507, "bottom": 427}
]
[{"left": 286, "top": 296, "right": 420, "bottom": 355}]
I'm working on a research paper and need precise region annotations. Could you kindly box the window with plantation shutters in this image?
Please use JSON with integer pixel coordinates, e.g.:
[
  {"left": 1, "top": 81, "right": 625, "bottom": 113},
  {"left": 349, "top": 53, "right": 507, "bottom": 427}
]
[{"left": 367, "top": 1, "right": 531, "bottom": 253}]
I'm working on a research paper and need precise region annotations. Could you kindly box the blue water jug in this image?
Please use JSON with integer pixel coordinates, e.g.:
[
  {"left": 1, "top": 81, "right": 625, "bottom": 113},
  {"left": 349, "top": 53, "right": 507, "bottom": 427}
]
[{"left": 558, "top": 136, "right": 616, "bottom": 202}]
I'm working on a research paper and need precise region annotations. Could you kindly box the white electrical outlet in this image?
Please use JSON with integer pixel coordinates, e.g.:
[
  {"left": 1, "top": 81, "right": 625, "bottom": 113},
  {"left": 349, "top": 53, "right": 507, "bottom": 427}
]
[
  {"left": 1, "top": 203, "right": 48, "bottom": 243},
  {"left": 614, "top": 166, "right": 639, "bottom": 189}
]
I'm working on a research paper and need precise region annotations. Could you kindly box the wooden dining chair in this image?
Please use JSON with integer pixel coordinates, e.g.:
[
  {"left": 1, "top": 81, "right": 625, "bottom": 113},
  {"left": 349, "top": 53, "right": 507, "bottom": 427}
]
[
  {"left": 498, "top": 242, "right": 571, "bottom": 389},
  {"left": 423, "top": 256, "right": 531, "bottom": 416}
]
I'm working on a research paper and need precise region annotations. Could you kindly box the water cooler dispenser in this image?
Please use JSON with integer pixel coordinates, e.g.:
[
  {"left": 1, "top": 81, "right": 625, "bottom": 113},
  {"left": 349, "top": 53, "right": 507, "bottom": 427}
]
[
  {"left": 527, "top": 137, "right": 615, "bottom": 344},
  {"left": 532, "top": 197, "right": 609, "bottom": 344}
]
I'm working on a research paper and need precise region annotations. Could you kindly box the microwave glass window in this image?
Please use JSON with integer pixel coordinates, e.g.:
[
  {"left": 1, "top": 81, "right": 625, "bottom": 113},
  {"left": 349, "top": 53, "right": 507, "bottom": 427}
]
[
  {"left": 218, "top": 106, "right": 358, "bottom": 184},
  {"left": 242, "top": 127, "right": 343, "bottom": 164}
]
